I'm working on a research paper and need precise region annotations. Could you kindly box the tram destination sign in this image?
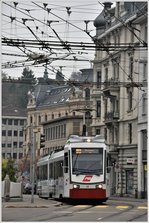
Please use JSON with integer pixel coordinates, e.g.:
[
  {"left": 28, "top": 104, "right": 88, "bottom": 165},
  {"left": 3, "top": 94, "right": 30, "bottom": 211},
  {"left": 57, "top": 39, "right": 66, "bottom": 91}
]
[{"left": 74, "top": 148, "right": 102, "bottom": 154}]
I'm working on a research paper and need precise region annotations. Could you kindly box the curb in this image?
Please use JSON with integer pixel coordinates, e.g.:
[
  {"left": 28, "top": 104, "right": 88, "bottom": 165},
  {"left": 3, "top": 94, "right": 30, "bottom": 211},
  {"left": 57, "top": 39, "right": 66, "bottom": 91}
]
[{"left": 4, "top": 205, "right": 50, "bottom": 208}]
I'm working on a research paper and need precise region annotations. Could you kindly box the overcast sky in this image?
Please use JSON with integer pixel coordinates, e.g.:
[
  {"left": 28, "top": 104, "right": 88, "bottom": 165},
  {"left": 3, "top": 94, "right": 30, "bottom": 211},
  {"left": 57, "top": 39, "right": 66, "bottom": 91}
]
[{"left": 1, "top": 0, "right": 108, "bottom": 80}]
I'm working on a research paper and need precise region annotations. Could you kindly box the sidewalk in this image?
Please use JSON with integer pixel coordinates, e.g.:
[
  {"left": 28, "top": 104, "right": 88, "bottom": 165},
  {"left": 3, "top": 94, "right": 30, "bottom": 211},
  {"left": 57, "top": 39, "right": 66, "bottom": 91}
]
[
  {"left": 2, "top": 195, "right": 61, "bottom": 208},
  {"left": 2, "top": 195, "right": 147, "bottom": 208},
  {"left": 109, "top": 195, "right": 148, "bottom": 204}
]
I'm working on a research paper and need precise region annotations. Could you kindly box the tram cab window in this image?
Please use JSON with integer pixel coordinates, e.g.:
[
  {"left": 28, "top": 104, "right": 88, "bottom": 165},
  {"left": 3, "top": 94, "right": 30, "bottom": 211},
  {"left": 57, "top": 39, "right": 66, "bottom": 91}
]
[{"left": 64, "top": 152, "right": 68, "bottom": 173}]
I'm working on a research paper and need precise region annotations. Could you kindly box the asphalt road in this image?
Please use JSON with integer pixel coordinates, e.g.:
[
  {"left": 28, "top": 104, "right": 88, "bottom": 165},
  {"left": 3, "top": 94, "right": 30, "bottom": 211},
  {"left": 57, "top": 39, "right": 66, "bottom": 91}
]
[{"left": 2, "top": 195, "right": 148, "bottom": 222}]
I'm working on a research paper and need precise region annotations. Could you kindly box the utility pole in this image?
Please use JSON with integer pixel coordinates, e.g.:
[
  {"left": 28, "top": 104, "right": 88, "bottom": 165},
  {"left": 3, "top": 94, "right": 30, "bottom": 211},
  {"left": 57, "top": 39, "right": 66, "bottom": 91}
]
[{"left": 31, "top": 128, "right": 38, "bottom": 203}]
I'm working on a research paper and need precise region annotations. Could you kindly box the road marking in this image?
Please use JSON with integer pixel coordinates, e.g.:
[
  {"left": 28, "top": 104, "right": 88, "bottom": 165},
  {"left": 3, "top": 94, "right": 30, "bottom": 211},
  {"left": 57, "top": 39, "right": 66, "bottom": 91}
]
[
  {"left": 74, "top": 205, "right": 91, "bottom": 208},
  {"left": 97, "top": 217, "right": 103, "bottom": 220},
  {"left": 95, "top": 205, "right": 108, "bottom": 208},
  {"left": 116, "top": 205, "right": 129, "bottom": 209},
  {"left": 137, "top": 206, "right": 148, "bottom": 209}
]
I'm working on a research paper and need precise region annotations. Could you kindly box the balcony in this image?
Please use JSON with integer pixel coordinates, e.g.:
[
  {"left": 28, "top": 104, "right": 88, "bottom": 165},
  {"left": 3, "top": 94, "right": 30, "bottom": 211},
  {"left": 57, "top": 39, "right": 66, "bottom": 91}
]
[
  {"left": 103, "top": 78, "right": 120, "bottom": 95},
  {"left": 104, "top": 111, "right": 119, "bottom": 125},
  {"left": 91, "top": 88, "right": 102, "bottom": 98}
]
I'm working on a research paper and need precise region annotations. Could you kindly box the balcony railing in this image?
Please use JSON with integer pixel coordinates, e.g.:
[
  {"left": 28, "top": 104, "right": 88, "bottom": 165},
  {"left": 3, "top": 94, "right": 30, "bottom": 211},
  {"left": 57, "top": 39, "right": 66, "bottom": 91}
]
[
  {"left": 103, "top": 78, "right": 120, "bottom": 91},
  {"left": 104, "top": 111, "right": 119, "bottom": 124}
]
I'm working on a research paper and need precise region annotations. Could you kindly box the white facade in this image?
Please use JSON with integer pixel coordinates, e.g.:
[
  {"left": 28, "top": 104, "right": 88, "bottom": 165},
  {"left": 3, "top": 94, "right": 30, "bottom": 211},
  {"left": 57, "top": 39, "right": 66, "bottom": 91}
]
[
  {"left": 92, "top": 2, "right": 147, "bottom": 197},
  {"left": 2, "top": 116, "right": 26, "bottom": 161}
]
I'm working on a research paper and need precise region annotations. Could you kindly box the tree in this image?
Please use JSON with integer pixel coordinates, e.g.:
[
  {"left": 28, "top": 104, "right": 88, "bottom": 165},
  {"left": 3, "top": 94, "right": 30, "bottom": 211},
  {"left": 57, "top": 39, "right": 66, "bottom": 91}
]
[
  {"left": 21, "top": 67, "right": 36, "bottom": 83},
  {"left": 69, "top": 71, "right": 82, "bottom": 82},
  {"left": 2, "top": 71, "right": 8, "bottom": 80},
  {"left": 2, "top": 159, "right": 16, "bottom": 182}
]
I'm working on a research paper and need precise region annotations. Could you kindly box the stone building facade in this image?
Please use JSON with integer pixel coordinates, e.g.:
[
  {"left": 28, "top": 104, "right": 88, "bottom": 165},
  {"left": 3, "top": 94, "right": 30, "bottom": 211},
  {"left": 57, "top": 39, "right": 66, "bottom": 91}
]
[
  {"left": 92, "top": 2, "right": 147, "bottom": 197},
  {"left": 24, "top": 69, "right": 93, "bottom": 157}
]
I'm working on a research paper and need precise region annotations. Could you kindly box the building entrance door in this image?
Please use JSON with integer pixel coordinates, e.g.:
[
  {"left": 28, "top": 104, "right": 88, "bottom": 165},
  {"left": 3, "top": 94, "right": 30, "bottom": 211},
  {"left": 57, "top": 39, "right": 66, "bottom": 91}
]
[{"left": 126, "top": 169, "right": 133, "bottom": 194}]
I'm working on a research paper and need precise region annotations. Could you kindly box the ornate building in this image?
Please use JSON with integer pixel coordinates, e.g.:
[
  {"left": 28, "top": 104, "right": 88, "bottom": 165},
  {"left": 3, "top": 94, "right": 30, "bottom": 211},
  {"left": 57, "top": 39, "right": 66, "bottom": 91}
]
[{"left": 92, "top": 2, "right": 147, "bottom": 198}]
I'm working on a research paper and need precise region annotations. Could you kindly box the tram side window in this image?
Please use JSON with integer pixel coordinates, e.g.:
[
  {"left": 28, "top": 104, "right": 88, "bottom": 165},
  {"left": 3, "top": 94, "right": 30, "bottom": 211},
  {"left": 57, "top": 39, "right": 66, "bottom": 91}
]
[
  {"left": 49, "top": 163, "right": 53, "bottom": 178},
  {"left": 39, "top": 165, "right": 47, "bottom": 180},
  {"left": 54, "top": 161, "right": 63, "bottom": 179},
  {"left": 64, "top": 152, "right": 68, "bottom": 173}
]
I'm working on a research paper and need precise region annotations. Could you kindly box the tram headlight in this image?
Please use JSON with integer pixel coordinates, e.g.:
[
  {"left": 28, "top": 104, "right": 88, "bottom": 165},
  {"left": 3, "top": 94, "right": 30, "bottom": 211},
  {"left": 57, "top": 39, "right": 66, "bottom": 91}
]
[
  {"left": 96, "top": 184, "right": 103, "bottom": 189},
  {"left": 73, "top": 184, "right": 80, "bottom": 188}
]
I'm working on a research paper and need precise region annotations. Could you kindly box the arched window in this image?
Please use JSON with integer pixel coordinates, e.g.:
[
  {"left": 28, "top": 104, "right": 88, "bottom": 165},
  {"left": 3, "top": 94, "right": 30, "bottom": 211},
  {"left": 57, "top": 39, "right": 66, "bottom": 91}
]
[
  {"left": 85, "top": 88, "right": 90, "bottom": 100},
  {"left": 38, "top": 115, "right": 41, "bottom": 124},
  {"left": 45, "top": 114, "right": 47, "bottom": 122},
  {"left": 52, "top": 113, "right": 54, "bottom": 119}
]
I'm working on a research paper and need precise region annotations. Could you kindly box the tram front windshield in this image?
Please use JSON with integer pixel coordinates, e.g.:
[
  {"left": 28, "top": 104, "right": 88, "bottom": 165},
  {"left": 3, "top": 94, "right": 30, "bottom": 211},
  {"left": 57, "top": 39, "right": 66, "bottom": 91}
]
[{"left": 72, "top": 148, "right": 103, "bottom": 175}]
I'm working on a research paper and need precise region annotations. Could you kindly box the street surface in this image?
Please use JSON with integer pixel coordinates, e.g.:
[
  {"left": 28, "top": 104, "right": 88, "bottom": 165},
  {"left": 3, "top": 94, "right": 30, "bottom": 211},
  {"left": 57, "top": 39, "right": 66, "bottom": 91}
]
[{"left": 2, "top": 195, "right": 148, "bottom": 222}]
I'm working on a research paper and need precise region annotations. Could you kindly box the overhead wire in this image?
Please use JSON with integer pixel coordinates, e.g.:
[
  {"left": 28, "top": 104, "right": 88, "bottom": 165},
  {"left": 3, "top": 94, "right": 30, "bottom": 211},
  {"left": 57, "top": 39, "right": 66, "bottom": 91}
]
[{"left": 2, "top": 1, "right": 148, "bottom": 92}]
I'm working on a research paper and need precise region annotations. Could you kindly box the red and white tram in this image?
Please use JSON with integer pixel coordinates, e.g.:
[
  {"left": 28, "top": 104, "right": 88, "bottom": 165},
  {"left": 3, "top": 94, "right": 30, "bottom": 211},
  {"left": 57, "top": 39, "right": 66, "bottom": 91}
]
[{"left": 37, "top": 135, "right": 109, "bottom": 201}]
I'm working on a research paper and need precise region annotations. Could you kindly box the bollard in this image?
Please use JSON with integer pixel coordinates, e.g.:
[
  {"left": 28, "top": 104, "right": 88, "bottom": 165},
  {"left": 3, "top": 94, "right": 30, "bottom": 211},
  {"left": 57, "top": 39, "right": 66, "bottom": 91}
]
[{"left": 4, "top": 174, "right": 10, "bottom": 202}]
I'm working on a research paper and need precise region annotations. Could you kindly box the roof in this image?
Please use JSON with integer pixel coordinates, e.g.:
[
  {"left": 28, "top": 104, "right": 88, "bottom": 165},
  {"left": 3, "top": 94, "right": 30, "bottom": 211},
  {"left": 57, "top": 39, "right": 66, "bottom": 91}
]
[{"left": 37, "top": 85, "right": 73, "bottom": 107}]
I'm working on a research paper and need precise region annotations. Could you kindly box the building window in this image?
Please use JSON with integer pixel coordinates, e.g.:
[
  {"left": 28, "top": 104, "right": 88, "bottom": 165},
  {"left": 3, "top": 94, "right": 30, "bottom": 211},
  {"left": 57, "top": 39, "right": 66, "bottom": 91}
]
[
  {"left": 14, "top": 130, "right": 18, "bottom": 136},
  {"left": 104, "top": 128, "right": 107, "bottom": 141},
  {"left": 7, "top": 143, "right": 12, "bottom": 148},
  {"left": 2, "top": 130, "right": 6, "bottom": 136},
  {"left": 8, "top": 130, "right": 12, "bottom": 136},
  {"left": 13, "top": 153, "right": 17, "bottom": 159},
  {"left": 2, "top": 143, "right": 6, "bottom": 148},
  {"left": 128, "top": 88, "right": 133, "bottom": 111},
  {"left": 13, "top": 142, "right": 17, "bottom": 148},
  {"left": 142, "top": 93, "right": 147, "bottom": 115},
  {"left": 128, "top": 123, "right": 132, "bottom": 144},
  {"left": 19, "top": 131, "right": 23, "bottom": 137},
  {"left": 97, "top": 71, "right": 101, "bottom": 88},
  {"left": 38, "top": 115, "right": 41, "bottom": 124},
  {"left": 45, "top": 114, "right": 47, "bottom": 122},
  {"left": 105, "top": 67, "right": 108, "bottom": 81},
  {"left": 14, "top": 119, "right": 18, "bottom": 125},
  {"left": 96, "top": 129, "right": 100, "bottom": 135},
  {"left": 85, "top": 88, "right": 90, "bottom": 100},
  {"left": 19, "top": 142, "right": 23, "bottom": 148},
  {"left": 30, "top": 116, "right": 33, "bottom": 124},
  {"left": 142, "top": 130, "right": 147, "bottom": 150},
  {"left": 8, "top": 119, "right": 13, "bottom": 125},
  {"left": 52, "top": 113, "right": 54, "bottom": 119},
  {"left": 2, "top": 119, "right": 7, "bottom": 125},
  {"left": 129, "top": 57, "right": 133, "bottom": 79},
  {"left": 143, "top": 63, "right": 147, "bottom": 81},
  {"left": 63, "top": 124, "right": 66, "bottom": 138},
  {"left": 113, "top": 60, "right": 119, "bottom": 80},
  {"left": 96, "top": 101, "right": 101, "bottom": 117},
  {"left": 20, "top": 120, "right": 24, "bottom": 125}
]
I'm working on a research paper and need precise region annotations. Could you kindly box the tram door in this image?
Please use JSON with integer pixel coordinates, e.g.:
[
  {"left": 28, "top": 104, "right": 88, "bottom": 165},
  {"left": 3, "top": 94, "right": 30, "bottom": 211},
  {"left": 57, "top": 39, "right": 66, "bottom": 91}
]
[{"left": 63, "top": 152, "right": 70, "bottom": 197}]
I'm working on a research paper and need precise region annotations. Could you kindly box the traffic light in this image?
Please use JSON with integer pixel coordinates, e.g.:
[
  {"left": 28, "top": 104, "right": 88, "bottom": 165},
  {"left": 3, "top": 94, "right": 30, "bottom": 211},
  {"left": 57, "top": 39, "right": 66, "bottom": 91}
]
[{"left": 40, "top": 133, "right": 45, "bottom": 148}]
